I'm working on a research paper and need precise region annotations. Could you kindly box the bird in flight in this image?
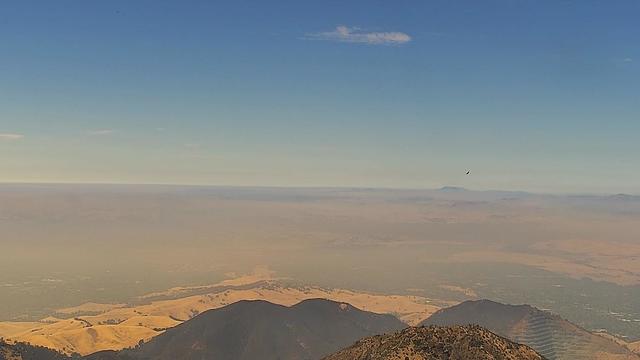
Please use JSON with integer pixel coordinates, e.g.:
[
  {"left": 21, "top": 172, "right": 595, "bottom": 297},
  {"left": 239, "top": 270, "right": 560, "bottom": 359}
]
[{"left": 466, "top": 170, "right": 470, "bottom": 175}]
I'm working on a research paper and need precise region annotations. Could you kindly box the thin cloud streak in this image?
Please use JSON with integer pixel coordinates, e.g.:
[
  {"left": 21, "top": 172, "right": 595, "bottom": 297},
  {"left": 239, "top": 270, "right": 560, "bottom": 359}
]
[
  {"left": 87, "top": 129, "right": 115, "bottom": 136},
  {"left": 305, "top": 26, "right": 411, "bottom": 45},
  {"left": 0, "top": 133, "right": 24, "bottom": 140}
]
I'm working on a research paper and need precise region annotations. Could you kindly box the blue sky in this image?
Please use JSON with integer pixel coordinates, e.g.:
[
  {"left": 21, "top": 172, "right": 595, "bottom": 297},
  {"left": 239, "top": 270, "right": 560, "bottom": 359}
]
[{"left": 1, "top": 0, "right": 639, "bottom": 193}]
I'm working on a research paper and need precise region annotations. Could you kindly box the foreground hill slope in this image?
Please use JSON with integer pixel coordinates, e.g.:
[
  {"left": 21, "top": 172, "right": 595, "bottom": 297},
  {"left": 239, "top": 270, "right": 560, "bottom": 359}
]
[
  {"left": 323, "top": 325, "right": 544, "bottom": 360},
  {"left": 421, "top": 300, "right": 638, "bottom": 360},
  {"left": 0, "top": 340, "right": 68, "bottom": 360},
  {"left": 90, "top": 298, "right": 405, "bottom": 360}
]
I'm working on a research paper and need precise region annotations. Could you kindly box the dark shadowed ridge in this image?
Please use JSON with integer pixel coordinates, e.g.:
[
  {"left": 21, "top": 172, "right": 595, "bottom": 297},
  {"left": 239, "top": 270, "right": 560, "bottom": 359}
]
[
  {"left": 421, "top": 299, "right": 638, "bottom": 360},
  {"left": 323, "top": 324, "right": 545, "bottom": 360},
  {"left": 0, "top": 339, "right": 69, "bottom": 360},
  {"left": 86, "top": 299, "right": 405, "bottom": 360}
]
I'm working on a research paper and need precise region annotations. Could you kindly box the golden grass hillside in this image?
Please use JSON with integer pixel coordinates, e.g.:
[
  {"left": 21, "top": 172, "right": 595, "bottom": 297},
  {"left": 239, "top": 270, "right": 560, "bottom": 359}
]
[
  {"left": 1, "top": 273, "right": 443, "bottom": 356},
  {"left": 0, "top": 322, "right": 43, "bottom": 338}
]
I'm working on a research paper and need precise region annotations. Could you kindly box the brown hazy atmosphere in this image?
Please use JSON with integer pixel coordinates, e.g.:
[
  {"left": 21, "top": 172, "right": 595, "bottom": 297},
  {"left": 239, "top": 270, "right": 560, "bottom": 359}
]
[{"left": 1, "top": 184, "right": 640, "bottom": 354}]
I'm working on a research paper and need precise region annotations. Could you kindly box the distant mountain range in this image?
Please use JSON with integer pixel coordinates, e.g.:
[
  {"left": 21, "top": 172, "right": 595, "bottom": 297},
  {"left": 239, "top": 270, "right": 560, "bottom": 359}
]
[
  {"left": 421, "top": 299, "right": 638, "bottom": 360},
  {"left": 323, "top": 324, "right": 544, "bottom": 360}
]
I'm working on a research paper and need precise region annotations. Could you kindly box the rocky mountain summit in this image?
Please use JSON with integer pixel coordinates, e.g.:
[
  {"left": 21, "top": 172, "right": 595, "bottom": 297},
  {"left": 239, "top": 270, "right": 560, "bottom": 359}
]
[{"left": 323, "top": 325, "right": 545, "bottom": 360}]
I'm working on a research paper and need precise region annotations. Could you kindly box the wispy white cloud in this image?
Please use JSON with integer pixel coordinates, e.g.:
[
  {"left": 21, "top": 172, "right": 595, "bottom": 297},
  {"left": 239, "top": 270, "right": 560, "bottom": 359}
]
[
  {"left": 623, "top": 57, "right": 633, "bottom": 63},
  {"left": 305, "top": 26, "right": 411, "bottom": 45},
  {"left": 87, "top": 129, "right": 115, "bottom": 136},
  {"left": 0, "top": 133, "right": 24, "bottom": 140}
]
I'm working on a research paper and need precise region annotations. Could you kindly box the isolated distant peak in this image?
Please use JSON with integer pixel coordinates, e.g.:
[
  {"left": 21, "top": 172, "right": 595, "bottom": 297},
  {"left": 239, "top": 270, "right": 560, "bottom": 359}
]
[{"left": 610, "top": 193, "right": 640, "bottom": 201}]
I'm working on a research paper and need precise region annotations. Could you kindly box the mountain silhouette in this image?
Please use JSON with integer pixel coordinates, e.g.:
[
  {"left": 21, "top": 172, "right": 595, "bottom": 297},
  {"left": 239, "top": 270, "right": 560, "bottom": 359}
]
[
  {"left": 86, "top": 299, "right": 405, "bottom": 360},
  {"left": 421, "top": 299, "right": 638, "bottom": 360}
]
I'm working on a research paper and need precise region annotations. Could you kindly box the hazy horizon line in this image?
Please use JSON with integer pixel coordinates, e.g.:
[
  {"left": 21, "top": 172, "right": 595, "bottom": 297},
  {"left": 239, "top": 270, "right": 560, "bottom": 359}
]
[{"left": 0, "top": 181, "right": 636, "bottom": 197}]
